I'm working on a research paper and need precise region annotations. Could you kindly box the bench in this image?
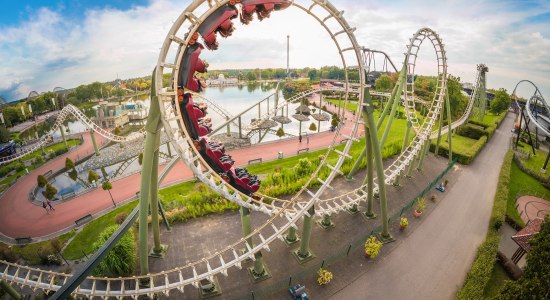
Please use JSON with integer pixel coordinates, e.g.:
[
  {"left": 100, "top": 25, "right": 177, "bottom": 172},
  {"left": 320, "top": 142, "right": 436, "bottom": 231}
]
[{"left": 75, "top": 214, "right": 93, "bottom": 226}]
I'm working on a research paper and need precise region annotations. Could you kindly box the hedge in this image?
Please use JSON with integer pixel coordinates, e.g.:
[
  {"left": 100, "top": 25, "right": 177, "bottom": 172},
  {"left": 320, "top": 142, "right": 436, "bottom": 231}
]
[
  {"left": 430, "top": 135, "right": 488, "bottom": 165},
  {"left": 456, "top": 150, "right": 512, "bottom": 299},
  {"left": 457, "top": 124, "right": 486, "bottom": 140}
]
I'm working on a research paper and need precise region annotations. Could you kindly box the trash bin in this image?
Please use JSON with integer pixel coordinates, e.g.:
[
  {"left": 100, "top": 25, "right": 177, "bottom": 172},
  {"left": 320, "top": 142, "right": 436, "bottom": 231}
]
[{"left": 278, "top": 151, "right": 283, "bottom": 159}]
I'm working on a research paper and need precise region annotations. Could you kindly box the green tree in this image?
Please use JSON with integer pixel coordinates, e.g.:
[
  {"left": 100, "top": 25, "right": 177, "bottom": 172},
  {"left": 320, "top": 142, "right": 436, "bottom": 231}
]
[
  {"left": 42, "top": 183, "right": 58, "bottom": 200},
  {"left": 102, "top": 181, "right": 116, "bottom": 207},
  {"left": 375, "top": 74, "right": 393, "bottom": 92},
  {"left": 68, "top": 169, "right": 78, "bottom": 181},
  {"left": 65, "top": 158, "right": 75, "bottom": 170},
  {"left": 309, "top": 122, "right": 317, "bottom": 131},
  {"left": 37, "top": 175, "right": 48, "bottom": 188},
  {"left": 308, "top": 69, "right": 318, "bottom": 80},
  {"left": 489, "top": 89, "right": 511, "bottom": 115},
  {"left": 138, "top": 153, "right": 143, "bottom": 165},
  {"left": 447, "top": 76, "right": 468, "bottom": 119},
  {"left": 90, "top": 225, "right": 136, "bottom": 277},
  {"left": 113, "top": 127, "right": 121, "bottom": 135},
  {"left": 0, "top": 126, "right": 10, "bottom": 143},
  {"left": 88, "top": 170, "right": 100, "bottom": 184},
  {"left": 246, "top": 72, "right": 257, "bottom": 81},
  {"left": 496, "top": 216, "right": 550, "bottom": 299},
  {"left": 276, "top": 127, "right": 285, "bottom": 137}
]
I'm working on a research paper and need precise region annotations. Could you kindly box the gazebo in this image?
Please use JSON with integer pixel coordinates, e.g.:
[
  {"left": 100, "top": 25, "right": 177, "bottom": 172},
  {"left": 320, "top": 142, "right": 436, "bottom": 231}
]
[{"left": 511, "top": 217, "right": 543, "bottom": 264}]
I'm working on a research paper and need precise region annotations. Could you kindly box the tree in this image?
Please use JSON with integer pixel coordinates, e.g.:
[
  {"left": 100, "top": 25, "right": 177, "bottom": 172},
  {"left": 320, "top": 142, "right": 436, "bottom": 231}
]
[
  {"left": 42, "top": 183, "right": 58, "bottom": 200},
  {"left": 68, "top": 169, "right": 78, "bottom": 181},
  {"left": 65, "top": 158, "right": 75, "bottom": 170},
  {"left": 490, "top": 89, "right": 511, "bottom": 115},
  {"left": 308, "top": 69, "right": 318, "bottom": 80},
  {"left": 113, "top": 127, "right": 122, "bottom": 135},
  {"left": 138, "top": 153, "right": 143, "bottom": 165},
  {"left": 37, "top": 175, "right": 48, "bottom": 188},
  {"left": 0, "top": 126, "right": 10, "bottom": 143},
  {"left": 88, "top": 170, "right": 100, "bottom": 184},
  {"left": 246, "top": 72, "right": 256, "bottom": 81},
  {"left": 375, "top": 74, "right": 393, "bottom": 92},
  {"left": 447, "top": 75, "right": 468, "bottom": 119},
  {"left": 309, "top": 122, "right": 317, "bottom": 131},
  {"left": 102, "top": 181, "right": 116, "bottom": 207},
  {"left": 276, "top": 127, "right": 285, "bottom": 137},
  {"left": 496, "top": 216, "right": 550, "bottom": 299}
]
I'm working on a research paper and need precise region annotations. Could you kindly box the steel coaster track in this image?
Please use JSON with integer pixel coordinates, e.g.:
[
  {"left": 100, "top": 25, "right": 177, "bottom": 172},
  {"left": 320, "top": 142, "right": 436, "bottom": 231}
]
[
  {"left": 512, "top": 80, "right": 549, "bottom": 136},
  {"left": 0, "top": 104, "right": 146, "bottom": 165},
  {"left": 0, "top": 4, "right": 452, "bottom": 299}
]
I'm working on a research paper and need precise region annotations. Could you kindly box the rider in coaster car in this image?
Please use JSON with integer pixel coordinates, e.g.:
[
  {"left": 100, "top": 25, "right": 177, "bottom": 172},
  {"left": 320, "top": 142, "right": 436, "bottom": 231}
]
[
  {"left": 177, "top": 43, "right": 207, "bottom": 92},
  {"left": 240, "top": 0, "right": 292, "bottom": 23},
  {"left": 197, "top": 3, "right": 239, "bottom": 50}
]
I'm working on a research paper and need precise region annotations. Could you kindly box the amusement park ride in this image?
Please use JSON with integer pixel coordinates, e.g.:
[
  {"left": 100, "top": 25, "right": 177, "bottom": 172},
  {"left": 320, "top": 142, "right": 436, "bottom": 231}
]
[{"left": 1, "top": 0, "right": 544, "bottom": 299}]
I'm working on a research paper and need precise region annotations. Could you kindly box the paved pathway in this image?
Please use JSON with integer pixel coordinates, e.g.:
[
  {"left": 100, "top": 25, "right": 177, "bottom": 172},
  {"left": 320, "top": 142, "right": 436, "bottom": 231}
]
[
  {"left": 330, "top": 113, "right": 515, "bottom": 299},
  {"left": 516, "top": 195, "right": 550, "bottom": 223},
  {"left": 0, "top": 93, "right": 357, "bottom": 240}
]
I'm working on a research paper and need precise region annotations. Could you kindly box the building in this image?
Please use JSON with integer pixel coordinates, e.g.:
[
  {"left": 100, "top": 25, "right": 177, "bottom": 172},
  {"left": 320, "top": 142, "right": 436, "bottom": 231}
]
[
  {"left": 124, "top": 100, "right": 148, "bottom": 121},
  {"left": 206, "top": 74, "right": 239, "bottom": 86},
  {"left": 93, "top": 101, "right": 129, "bottom": 128}
]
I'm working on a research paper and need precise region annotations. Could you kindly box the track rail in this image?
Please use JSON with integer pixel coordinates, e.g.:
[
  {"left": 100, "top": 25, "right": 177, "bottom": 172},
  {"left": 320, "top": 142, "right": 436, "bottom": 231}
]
[{"left": 0, "top": 104, "right": 146, "bottom": 165}]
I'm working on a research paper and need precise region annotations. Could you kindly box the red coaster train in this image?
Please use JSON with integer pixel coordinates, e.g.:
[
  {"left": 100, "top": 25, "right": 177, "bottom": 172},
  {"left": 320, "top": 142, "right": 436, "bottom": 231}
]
[{"left": 176, "top": 0, "right": 292, "bottom": 196}]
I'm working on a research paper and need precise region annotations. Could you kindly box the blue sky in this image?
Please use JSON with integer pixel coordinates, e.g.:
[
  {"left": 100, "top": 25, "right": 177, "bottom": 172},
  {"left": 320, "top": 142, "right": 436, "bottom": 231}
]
[{"left": 1, "top": 0, "right": 549, "bottom": 101}]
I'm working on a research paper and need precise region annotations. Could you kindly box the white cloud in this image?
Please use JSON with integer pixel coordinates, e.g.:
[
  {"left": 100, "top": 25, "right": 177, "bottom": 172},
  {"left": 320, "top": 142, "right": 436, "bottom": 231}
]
[{"left": 0, "top": 0, "right": 549, "bottom": 100}]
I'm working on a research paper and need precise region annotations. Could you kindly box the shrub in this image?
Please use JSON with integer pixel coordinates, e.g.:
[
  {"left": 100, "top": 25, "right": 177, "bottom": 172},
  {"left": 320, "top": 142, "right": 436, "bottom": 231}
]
[
  {"left": 54, "top": 148, "right": 68, "bottom": 156},
  {"left": 317, "top": 268, "right": 333, "bottom": 285},
  {"left": 87, "top": 170, "right": 99, "bottom": 184},
  {"left": 65, "top": 158, "right": 75, "bottom": 170},
  {"left": 295, "top": 158, "right": 312, "bottom": 176},
  {"left": 138, "top": 153, "right": 143, "bottom": 165},
  {"left": 276, "top": 127, "right": 285, "bottom": 137},
  {"left": 42, "top": 184, "right": 58, "bottom": 200},
  {"left": 68, "top": 169, "right": 78, "bottom": 181},
  {"left": 364, "top": 235, "right": 382, "bottom": 258},
  {"left": 90, "top": 225, "right": 136, "bottom": 277},
  {"left": 0, "top": 244, "right": 19, "bottom": 262},
  {"left": 400, "top": 217, "right": 408, "bottom": 229},
  {"left": 457, "top": 124, "right": 485, "bottom": 140},
  {"left": 15, "top": 163, "right": 26, "bottom": 172},
  {"left": 309, "top": 122, "right": 317, "bottom": 131},
  {"left": 415, "top": 197, "right": 426, "bottom": 213},
  {"left": 37, "top": 175, "right": 48, "bottom": 188},
  {"left": 115, "top": 213, "right": 128, "bottom": 225}
]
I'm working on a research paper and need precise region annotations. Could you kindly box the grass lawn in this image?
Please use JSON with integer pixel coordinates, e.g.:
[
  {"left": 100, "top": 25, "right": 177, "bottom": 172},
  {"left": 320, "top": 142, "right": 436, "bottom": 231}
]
[
  {"left": 63, "top": 202, "right": 137, "bottom": 260},
  {"left": 326, "top": 98, "right": 358, "bottom": 112},
  {"left": 483, "top": 262, "right": 510, "bottom": 298},
  {"left": 434, "top": 133, "right": 478, "bottom": 153},
  {"left": 470, "top": 113, "right": 502, "bottom": 127},
  {"left": 508, "top": 161, "right": 550, "bottom": 226},
  {"left": 517, "top": 147, "right": 550, "bottom": 181}
]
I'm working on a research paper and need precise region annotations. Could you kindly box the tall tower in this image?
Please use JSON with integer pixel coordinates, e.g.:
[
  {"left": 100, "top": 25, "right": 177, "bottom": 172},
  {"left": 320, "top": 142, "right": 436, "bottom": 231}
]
[{"left": 287, "top": 35, "right": 290, "bottom": 78}]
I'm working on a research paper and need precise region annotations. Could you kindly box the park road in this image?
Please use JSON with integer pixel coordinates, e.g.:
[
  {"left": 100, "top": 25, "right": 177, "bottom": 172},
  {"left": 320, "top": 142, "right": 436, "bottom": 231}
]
[{"left": 330, "top": 112, "right": 515, "bottom": 299}]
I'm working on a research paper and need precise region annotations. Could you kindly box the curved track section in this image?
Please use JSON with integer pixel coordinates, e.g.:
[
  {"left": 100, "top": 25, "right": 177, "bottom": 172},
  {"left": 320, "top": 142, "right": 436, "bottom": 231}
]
[
  {"left": 428, "top": 63, "right": 485, "bottom": 139},
  {"left": 512, "top": 80, "right": 549, "bottom": 136},
  {"left": 0, "top": 104, "right": 146, "bottom": 165}
]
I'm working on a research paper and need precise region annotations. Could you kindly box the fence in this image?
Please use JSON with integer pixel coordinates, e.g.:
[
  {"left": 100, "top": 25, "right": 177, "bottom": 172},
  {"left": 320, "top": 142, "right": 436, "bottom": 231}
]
[{"left": 237, "top": 157, "right": 459, "bottom": 299}]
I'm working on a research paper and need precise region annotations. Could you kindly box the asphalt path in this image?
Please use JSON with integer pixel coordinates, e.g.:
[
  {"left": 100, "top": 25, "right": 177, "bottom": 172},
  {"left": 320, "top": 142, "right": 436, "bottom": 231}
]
[{"left": 330, "top": 113, "right": 514, "bottom": 299}]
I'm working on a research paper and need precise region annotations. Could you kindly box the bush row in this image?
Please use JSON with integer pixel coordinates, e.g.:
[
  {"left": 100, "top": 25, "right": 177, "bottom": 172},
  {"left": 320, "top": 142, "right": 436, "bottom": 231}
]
[
  {"left": 456, "top": 124, "right": 486, "bottom": 140},
  {"left": 456, "top": 150, "right": 512, "bottom": 299},
  {"left": 430, "top": 135, "right": 488, "bottom": 165}
]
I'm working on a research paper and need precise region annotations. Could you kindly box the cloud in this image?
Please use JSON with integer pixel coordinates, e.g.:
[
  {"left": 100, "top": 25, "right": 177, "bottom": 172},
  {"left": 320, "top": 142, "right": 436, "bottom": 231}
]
[{"left": 0, "top": 0, "right": 549, "bottom": 101}]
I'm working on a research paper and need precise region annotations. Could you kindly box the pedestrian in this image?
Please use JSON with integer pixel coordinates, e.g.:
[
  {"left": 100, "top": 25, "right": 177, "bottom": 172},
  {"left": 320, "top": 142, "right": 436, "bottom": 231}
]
[
  {"left": 299, "top": 135, "right": 302, "bottom": 143},
  {"left": 306, "top": 132, "right": 310, "bottom": 144},
  {"left": 42, "top": 201, "right": 49, "bottom": 214},
  {"left": 46, "top": 199, "right": 55, "bottom": 211}
]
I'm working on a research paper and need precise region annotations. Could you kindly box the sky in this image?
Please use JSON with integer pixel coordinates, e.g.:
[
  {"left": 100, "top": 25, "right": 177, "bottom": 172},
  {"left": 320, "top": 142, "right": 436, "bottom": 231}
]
[{"left": 0, "top": 0, "right": 549, "bottom": 101}]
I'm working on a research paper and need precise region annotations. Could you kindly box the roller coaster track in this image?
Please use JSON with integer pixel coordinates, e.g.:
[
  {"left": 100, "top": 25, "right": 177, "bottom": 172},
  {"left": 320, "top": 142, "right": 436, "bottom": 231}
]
[
  {"left": 0, "top": 104, "right": 146, "bottom": 165},
  {"left": 512, "top": 80, "right": 549, "bottom": 137},
  {"left": 0, "top": 1, "right": 456, "bottom": 298}
]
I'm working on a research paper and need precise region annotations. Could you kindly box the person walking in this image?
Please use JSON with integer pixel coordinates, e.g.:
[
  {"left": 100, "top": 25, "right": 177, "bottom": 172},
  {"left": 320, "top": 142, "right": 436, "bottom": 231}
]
[
  {"left": 42, "top": 201, "right": 49, "bottom": 214},
  {"left": 299, "top": 135, "right": 302, "bottom": 143},
  {"left": 46, "top": 199, "right": 55, "bottom": 211}
]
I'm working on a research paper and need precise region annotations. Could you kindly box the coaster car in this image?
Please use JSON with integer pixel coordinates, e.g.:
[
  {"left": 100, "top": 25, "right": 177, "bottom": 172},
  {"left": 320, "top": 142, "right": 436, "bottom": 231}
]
[
  {"left": 240, "top": 0, "right": 292, "bottom": 24},
  {"left": 178, "top": 93, "right": 211, "bottom": 139},
  {"left": 177, "top": 43, "right": 209, "bottom": 92},
  {"left": 197, "top": 3, "right": 239, "bottom": 49}
]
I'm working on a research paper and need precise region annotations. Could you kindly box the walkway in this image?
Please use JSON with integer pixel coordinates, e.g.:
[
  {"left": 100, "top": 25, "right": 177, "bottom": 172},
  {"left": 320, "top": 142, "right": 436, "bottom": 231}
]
[
  {"left": 0, "top": 93, "right": 356, "bottom": 240},
  {"left": 329, "top": 113, "right": 515, "bottom": 299},
  {"left": 516, "top": 195, "right": 550, "bottom": 223}
]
